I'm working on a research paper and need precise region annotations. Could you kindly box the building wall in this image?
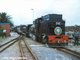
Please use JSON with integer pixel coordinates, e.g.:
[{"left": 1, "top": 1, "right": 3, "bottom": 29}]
[
  {"left": 65, "top": 26, "right": 80, "bottom": 32},
  {"left": 0, "top": 23, "right": 10, "bottom": 36}
]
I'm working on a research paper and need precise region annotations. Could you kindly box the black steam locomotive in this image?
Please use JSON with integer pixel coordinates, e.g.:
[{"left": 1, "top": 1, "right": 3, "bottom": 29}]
[{"left": 27, "top": 14, "right": 68, "bottom": 47}]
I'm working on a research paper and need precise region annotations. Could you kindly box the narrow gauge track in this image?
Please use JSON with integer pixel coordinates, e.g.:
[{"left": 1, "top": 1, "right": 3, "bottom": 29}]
[
  {"left": 0, "top": 36, "right": 21, "bottom": 52},
  {"left": 56, "top": 47, "right": 80, "bottom": 58},
  {"left": 18, "top": 36, "right": 38, "bottom": 60}
]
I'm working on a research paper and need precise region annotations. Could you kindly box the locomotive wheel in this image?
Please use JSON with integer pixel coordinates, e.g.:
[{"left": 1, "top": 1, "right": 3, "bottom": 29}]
[
  {"left": 32, "top": 35, "right": 36, "bottom": 40},
  {"left": 35, "top": 35, "right": 39, "bottom": 41},
  {"left": 32, "top": 35, "right": 39, "bottom": 41},
  {"left": 45, "top": 43, "right": 49, "bottom": 47},
  {"left": 65, "top": 42, "right": 68, "bottom": 45},
  {"left": 42, "top": 37, "right": 47, "bottom": 44}
]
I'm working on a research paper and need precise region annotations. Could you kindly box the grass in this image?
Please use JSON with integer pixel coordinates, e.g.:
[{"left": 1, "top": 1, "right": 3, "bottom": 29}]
[
  {"left": 0, "top": 36, "right": 5, "bottom": 42},
  {"left": 0, "top": 37, "right": 2, "bottom": 41},
  {"left": 0, "top": 36, "right": 3, "bottom": 39}
]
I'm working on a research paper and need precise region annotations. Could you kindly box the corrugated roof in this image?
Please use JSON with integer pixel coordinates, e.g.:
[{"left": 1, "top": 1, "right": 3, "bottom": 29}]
[{"left": 0, "top": 23, "right": 10, "bottom": 25}]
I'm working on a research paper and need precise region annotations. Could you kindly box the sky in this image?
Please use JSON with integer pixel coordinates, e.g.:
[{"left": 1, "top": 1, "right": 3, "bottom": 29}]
[{"left": 0, "top": 0, "right": 80, "bottom": 26}]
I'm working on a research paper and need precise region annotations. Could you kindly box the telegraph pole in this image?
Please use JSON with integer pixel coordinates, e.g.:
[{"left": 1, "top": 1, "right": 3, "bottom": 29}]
[{"left": 31, "top": 8, "right": 34, "bottom": 21}]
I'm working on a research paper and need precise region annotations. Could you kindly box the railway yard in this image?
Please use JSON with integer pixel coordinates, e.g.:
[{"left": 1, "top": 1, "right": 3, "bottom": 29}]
[
  {"left": 0, "top": 14, "right": 80, "bottom": 60},
  {"left": 0, "top": 0, "right": 80, "bottom": 59},
  {"left": 0, "top": 32, "right": 80, "bottom": 60}
]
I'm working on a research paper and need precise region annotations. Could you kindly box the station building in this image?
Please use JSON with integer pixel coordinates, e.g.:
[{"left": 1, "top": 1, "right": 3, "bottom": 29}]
[
  {"left": 65, "top": 26, "right": 80, "bottom": 32},
  {"left": 0, "top": 23, "right": 10, "bottom": 36}
]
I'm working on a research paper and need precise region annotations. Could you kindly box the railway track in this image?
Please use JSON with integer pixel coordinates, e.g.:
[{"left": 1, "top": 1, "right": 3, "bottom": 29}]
[
  {"left": 0, "top": 36, "right": 20, "bottom": 52},
  {"left": 57, "top": 47, "right": 80, "bottom": 58},
  {"left": 18, "top": 36, "right": 37, "bottom": 60}
]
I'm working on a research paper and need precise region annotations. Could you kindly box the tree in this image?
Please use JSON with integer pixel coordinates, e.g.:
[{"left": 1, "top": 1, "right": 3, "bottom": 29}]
[
  {"left": 0, "top": 13, "right": 1, "bottom": 22},
  {"left": 0, "top": 12, "right": 14, "bottom": 26},
  {"left": 1, "top": 12, "right": 7, "bottom": 22}
]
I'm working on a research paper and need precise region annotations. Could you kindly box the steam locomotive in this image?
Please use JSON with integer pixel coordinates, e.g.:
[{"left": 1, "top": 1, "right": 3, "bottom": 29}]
[{"left": 26, "top": 14, "right": 68, "bottom": 47}]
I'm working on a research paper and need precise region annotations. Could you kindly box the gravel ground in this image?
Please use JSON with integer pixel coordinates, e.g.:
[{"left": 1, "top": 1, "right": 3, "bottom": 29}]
[
  {"left": 66, "top": 39, "right": 80, "bottom": 53},
  {"left": 66, "top": 46, "right": 80, "bottom": 53},
  {"left": 25, "top": 37, "right": 80, "bottom": 60},
  {"left": 30, "top": 45, "right": 80, "bottom": 60},
  {"left": 19, "top": 40, "right": 34, "bottom": 60},
  {"left": 0, "top": 42, "right": 20, "bottom": 60},
  {"left": 0, "top": 32, "right": 19, "bottom": 46}
]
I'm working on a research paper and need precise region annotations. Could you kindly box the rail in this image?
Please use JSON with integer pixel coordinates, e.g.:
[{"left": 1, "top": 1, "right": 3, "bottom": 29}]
[
  {"left": 18, "top": 36, "right": 38, "bottom": 60},
  {"left": 57, "top": 47, "right": 80, "bottom": 58},
  {"left": 0, "top": 36, "right": 21, "bottom": 52}
]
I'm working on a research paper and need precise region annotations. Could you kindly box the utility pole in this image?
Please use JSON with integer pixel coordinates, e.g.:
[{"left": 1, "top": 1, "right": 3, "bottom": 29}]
[{"left": 31, "top": 8, "right": 34, "bottom": 21}]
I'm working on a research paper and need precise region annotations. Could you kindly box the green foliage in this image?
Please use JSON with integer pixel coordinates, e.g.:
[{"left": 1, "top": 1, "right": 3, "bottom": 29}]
[
  {"left": 0, "top": 12, "right": 14, "bottom": 26},
  {"left": 0, "top": 26, "right": 3, "bottom": 36}
]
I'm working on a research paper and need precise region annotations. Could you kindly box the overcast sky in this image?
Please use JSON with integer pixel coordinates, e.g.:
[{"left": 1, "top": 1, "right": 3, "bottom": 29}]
[{"left": 0, "top": 0, "right": 80, "bottom": 26}]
